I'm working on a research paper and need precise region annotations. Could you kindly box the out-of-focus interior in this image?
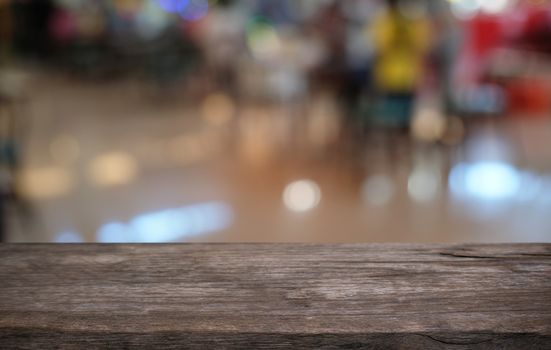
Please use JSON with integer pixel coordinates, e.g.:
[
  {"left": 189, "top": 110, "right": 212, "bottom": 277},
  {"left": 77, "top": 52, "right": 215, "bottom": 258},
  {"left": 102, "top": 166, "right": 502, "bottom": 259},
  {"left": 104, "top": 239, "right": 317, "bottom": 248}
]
[{"left": 0, "top": 0, "right": 550, "bottom": 243}]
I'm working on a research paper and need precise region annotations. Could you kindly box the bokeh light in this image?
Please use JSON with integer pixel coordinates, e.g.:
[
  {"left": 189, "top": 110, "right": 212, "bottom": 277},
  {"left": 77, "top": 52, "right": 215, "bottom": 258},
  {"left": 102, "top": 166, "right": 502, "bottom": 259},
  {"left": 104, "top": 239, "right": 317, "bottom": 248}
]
[
  {"left": 450, "top": 162, "right": 522, "bottom": 201},
  {"left": 283, "top": 180, "right": 321, "bottom": 212},
  {"left": 408, "top": 167, "right": 441, "bottom": 203},
  {"left": 412, "top": 108, "right": 446, "bottom": 143},
  {"left": 97, "top": 201, "right": 232, "bottom": 243},
  {"left": 88, "top": 152, "right": 138, "bottom": 187},
  {"left": 156, "top": 0, "right": 189, "bottom": 13},
  {"left": 20, "top": 166, "right": 74, "bottom": 200},
  {"left": 179, "top": 0, "right": 209, "bottom": 21},
  {"left": 361, "top": 175, "right": 395, "bottom": 207},
  {"left": 247, "top": 19, "right": 281, "bottom": 62}
]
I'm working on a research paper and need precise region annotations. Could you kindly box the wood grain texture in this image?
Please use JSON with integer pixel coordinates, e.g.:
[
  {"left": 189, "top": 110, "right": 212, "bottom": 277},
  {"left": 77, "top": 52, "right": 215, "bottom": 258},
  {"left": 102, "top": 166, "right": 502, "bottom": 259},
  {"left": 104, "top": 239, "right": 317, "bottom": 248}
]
[{"left": 0, "top": 244, "right": 550, "bottom": 349}]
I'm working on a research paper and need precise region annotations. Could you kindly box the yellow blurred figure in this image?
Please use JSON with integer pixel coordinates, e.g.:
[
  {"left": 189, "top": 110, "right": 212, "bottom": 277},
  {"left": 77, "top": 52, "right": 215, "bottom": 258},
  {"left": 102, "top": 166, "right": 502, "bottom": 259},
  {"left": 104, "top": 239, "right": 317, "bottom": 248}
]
[
  {"left": 371, "top": 0, "right": 430, "bottom": 127},
  {"left": 372, "top": 0, "right": 430, "bottom": 92}
]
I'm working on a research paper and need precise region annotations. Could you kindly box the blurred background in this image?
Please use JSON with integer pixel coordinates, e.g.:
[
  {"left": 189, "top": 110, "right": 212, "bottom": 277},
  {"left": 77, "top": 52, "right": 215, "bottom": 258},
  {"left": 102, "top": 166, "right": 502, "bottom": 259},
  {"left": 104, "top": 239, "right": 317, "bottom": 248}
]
[{"left": 0, "top": 0, "right": 550, "bottom": 243}]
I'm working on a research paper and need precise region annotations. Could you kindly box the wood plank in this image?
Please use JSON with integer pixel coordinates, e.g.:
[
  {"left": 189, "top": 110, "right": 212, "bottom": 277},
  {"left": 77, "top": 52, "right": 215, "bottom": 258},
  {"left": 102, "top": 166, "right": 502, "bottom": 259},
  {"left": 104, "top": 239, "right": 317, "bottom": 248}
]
[{"left": 0, "top": 244, "right": 550, "bottom": 349}]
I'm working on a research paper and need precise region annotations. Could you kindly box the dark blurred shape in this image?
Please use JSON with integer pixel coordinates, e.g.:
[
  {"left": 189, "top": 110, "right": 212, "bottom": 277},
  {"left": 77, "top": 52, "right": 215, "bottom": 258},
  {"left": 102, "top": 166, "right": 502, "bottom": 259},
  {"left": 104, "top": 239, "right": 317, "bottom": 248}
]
[{"left": 12, "top": 0, "right": 54, "bottom": 59}]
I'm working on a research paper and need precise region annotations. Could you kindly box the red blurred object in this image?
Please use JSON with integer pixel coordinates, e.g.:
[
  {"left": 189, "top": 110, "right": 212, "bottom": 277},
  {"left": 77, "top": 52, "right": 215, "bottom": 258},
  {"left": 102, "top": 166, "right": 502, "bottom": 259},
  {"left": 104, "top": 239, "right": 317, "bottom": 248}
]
[
  {"left": 514, "top": 6, "right": 551, "bottom": 53},
  {"left": 506, "top": 78, "right": 551, "bottom": 116},
  {"left": 454, "top": 13, "right": 505, "bottom": 88},
  {"left": 470, "top": 14, "right": 503, "bottom": 57}
]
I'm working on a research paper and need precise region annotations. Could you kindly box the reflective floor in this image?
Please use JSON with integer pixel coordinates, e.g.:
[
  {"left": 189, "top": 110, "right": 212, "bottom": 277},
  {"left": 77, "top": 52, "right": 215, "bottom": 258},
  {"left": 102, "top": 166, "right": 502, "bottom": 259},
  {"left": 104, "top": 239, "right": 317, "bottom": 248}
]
[{"left": 5, "top": 71, "right": 551, "bottom": 243}]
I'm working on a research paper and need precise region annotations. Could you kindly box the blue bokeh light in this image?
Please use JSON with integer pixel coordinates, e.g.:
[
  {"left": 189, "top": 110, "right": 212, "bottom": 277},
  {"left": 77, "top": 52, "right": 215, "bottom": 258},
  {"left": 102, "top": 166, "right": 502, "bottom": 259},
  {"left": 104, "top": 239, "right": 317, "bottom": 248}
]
[
  {"left": 180, "top": 0, "right": 209, "bottom": 21},
  {"left": 450, "top": 161, "right": 521, "bottom": 201},
  {"left": 96, "top": 201, "right": 233, "bottom": 243}
]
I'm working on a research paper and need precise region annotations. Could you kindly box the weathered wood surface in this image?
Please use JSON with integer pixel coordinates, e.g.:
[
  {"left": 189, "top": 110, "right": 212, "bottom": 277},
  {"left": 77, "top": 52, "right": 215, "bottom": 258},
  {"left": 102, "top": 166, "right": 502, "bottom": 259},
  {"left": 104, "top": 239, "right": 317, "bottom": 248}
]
[{"left": 0, "top": 244, "right": 550, "bottom": 349}]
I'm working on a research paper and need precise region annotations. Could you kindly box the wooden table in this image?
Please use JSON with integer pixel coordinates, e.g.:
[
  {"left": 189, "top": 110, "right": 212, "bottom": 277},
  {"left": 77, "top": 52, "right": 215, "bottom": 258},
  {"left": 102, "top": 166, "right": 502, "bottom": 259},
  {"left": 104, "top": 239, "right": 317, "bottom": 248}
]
[{"left": 1, "top": 244, "right": 550, "bottom": 349}]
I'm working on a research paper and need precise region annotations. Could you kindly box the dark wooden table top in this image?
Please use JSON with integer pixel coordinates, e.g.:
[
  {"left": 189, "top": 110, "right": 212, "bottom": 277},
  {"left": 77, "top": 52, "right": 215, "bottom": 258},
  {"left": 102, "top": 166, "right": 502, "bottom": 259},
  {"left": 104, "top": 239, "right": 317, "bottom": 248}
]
[{"left": 1, "top": 244, "right": 550, "bottom": 349}]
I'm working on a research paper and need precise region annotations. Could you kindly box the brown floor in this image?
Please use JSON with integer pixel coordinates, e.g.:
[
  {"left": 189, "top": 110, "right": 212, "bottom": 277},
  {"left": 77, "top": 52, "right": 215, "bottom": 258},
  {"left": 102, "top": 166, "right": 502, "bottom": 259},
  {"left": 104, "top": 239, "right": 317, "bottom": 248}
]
[{"left": 4, "top": 71, "right": 551, "bottom": 243}]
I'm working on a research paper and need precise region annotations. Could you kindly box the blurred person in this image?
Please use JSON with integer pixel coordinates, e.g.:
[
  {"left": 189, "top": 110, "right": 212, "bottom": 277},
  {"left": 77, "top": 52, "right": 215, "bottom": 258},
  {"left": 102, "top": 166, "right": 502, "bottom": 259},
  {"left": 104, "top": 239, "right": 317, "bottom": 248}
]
[
  {"left": 429, "top": 0, "right": 461, "bottom": 118},
  {"left": 311, "top": 1, "right": 347, "bottom": 93},
  {"left": 195, "top": 0, "right": 246, "bottom": 95},
  {"left": 371, "top": 0, "right": 430, "bottom": 130},
  {"left": 340, "top": 0, "right": 379, "bottom": 130}
]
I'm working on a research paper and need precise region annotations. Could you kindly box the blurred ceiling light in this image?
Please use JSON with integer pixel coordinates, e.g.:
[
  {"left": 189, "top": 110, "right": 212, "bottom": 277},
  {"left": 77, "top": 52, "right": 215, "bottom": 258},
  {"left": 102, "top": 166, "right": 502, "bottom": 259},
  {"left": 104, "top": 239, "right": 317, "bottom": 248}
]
[
  {"left": 20, "top": 166, "right": 74, "bottom": 200},
  {"left": 361, "top": 175, "right": 395, "bottom": 207},
  {"left": 200, "top": 93, "right": 235, "bottom": 127},
  {"left": 55, "top": 231, "right": 84, "bottom": 243},
  {"left": 408, "top": 167, "right": 441, "bottom": 203},
  {"left": 97, "top": 201, "right": 232, "bottom": 243},
  {"left": 283, "top": 180, "right": 321, "bottom": 212},
  {"left": 88, "top": 151, "right": 138, "bottom": 187},
  {"left": 50, "top": 135, "right": 80, "bottom": 164},
  {"left": 449, "top": 162, "right": 521, "bottom": 201}
]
